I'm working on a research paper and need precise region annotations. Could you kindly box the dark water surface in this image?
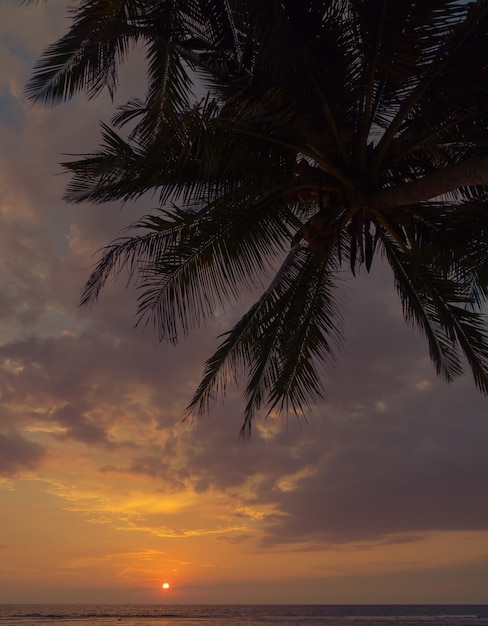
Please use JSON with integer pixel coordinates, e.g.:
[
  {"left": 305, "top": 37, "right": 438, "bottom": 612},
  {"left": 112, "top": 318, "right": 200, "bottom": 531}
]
[{"left": 1, "top": 604, "right": 487, "bottom": 626}]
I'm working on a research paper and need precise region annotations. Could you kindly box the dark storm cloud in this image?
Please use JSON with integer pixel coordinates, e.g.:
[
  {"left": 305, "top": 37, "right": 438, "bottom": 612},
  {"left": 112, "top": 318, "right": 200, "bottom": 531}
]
[
  {"left": 0, "top": 430, "right": 45, "bottom": 475},
  {"left": 172, "top": 394, "right": 488, "bottom": 546},
  {"left": 253, "top": 383, "right": 488, "bottom": 545}
]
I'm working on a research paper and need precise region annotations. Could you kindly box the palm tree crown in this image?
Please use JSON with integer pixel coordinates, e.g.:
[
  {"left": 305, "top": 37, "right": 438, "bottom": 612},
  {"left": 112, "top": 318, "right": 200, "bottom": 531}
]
[{"left": 26, "top": 0, "right": 488, "bottom": 434}]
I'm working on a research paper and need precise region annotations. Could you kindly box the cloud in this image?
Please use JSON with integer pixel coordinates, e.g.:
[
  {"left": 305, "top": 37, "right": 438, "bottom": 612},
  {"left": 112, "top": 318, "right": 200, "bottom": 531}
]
[
  {"left": 0, "top": 91, "right": 25, "bottom": 156},
  {"left": 0, "top": 430, "right": 46, "bottom": 476},
  {"left": 1, "top": 7, "right": 488, "bottom": 607},
  {"left": 252, "top": 381, "right": 488, "bottom": 545},
  {"left": 215, "top": 534, "right": 253, "bottom": 544},
  {"left": 2, "top": 214, "right": 488, "bottom": 550}
]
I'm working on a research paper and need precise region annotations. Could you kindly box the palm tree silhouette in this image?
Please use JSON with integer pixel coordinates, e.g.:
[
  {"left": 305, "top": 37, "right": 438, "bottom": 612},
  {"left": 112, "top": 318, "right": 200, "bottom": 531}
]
[{"left": 26, "top": 0, "right": 488, "bottom": 433}]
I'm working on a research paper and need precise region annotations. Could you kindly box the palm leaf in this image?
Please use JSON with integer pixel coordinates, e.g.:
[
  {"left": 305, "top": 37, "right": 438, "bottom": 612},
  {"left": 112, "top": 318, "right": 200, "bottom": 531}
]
[
  {"left": 380, "top": 231, "right": 488, "bottom": 390},
  {"left": 185, "top": 246, "right": 345, "bottom": 435},
  {"left": 135, "top": 196, "right": 298, "bottom": 342},
  {"left": 25, "top": 0, "right": 143, "bottom": 103},
  {"left": 25, "top": 0, "right": 488, "bottom": 426},
  {"left": 82, "top": 192, "right": 299, "bottom": 342},
  {"left": 372, "top": 1, "right": 488, "bottom": 172}
]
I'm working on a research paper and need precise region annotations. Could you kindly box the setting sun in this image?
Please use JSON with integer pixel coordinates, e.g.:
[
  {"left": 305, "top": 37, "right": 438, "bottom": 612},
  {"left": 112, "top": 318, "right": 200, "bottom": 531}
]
[{"left": 162, "top": 583, "right": 170, "bottom": 590}]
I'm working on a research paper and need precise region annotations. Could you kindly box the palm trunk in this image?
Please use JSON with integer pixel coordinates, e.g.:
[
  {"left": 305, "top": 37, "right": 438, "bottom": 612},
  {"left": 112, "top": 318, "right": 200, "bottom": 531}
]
[{"left": 372, "top": 154, "right": 488, "bottom": 210}]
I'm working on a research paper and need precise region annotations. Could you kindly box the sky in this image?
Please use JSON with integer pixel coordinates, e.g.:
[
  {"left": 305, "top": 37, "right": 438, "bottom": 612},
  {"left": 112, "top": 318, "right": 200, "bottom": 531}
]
[{"left": 1, "top": 0, "right": 488, "bottom": 606}]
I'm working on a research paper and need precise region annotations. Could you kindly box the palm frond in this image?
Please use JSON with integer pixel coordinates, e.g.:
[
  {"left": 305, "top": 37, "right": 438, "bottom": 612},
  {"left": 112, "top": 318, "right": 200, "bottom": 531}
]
[
  {"left": 82, "top": 193, "right": 299, "bottom": 342},
  {"left": 64, "top": 90, "right": 311, "bottom": 209},
  {"left": 185, "top": 245, "right": 345, "bottom": 435},
  {"left": 380, "top": 231, "right": 488, "bottom": 390},
  {"left": 25, "top": 0, "right": 488, "bottom": 427},
  {"left": 134, "top": 197, "right": 298, "bottom": 343},
  {"left": 372, "top": 0, "right": 487, "bottom": 171},
  {"left": 25, "top": 0, "right": 143, "bottom": 103}
]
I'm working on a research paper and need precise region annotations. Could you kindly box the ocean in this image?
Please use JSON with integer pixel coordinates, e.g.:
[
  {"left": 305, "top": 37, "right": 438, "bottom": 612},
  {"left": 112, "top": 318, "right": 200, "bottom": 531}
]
[{"left": 0, "top": 604, "right": 487, "bottom": 626}]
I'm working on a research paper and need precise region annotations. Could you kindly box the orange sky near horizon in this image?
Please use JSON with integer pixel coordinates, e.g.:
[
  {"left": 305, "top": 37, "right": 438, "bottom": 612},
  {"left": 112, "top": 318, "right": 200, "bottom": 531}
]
[{"left": 1, "top": 1, "right": 488, "bottom": 605}]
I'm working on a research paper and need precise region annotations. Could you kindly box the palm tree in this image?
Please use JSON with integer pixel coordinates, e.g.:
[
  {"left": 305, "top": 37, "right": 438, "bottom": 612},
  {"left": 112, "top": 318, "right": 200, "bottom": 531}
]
[{"left": 25, "top": 0, "right": 488, "bottom": 434}]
